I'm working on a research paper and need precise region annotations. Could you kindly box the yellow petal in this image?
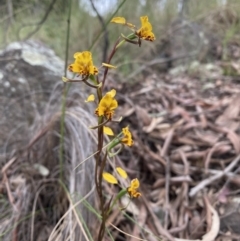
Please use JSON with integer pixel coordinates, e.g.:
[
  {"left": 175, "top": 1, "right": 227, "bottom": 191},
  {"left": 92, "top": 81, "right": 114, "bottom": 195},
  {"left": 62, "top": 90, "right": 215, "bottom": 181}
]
[
  {"left": 130, "top": 178, "right": 140, "bottom": 189},
  {"left": 103, "top": 172, "right": 118, "bottom": 184},
  {"left": 140, "top": 16, "right": 149, "bottom": 26},
  {"left": 85, "top": 94, "right": 95, "bottom": 102},
  {"left": 103, "top": 126, "right": 114, "bottom": 136},
  {"left": 116, "top": 167, "right": 128, "bottom": 179},
  {"left": 111, "top": 17, "right": 126, "bottom": 24},
  {"left": 121, "top": 126, "right": 133, "bottom": 146},
  {"left": 128, "top": 189, "right": 141, "bottom": 198},
  {"left": 102, "top": 63, "right": 117, "bottom": 69},
  {"left": 109, "top": 99, "right": 118, "bottom": 110},
  {"left": 122, "top": 126, "right": 129, "bottom": 135},
  {"left": 108, "top": 89, "right": 116, "bottom": 98},
  {"left": 73, "top": 52, "right": 82, "bottom": 58}
]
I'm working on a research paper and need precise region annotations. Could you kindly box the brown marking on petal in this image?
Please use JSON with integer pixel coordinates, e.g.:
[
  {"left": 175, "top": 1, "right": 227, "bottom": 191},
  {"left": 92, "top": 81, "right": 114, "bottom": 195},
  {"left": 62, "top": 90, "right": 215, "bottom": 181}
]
[
  {"left": 68, "top": 65, "right": 73, "bottom": 72},
  {"left": 95, "top": 108, "right": 99, "bottom": 116}
]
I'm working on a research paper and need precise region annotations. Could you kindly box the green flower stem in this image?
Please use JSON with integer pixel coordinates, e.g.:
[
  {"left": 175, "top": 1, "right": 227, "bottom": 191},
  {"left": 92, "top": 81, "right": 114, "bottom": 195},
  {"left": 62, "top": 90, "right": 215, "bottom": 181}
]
[
  {"left": 108, "top": 144, "right": 124, "bottom": 157},
  {"left": 107, "top": 138, "right": 120, "bottom": 151},
  {"left": 107, "top": 189, "right": 128, "bottom": 216},
  {"left": 106, "top": 131, "right": 124, "bottom": 153},
  {"left": 98, "top": 150, "right": 108, "bottom": 209},
  {"left": 59, "top": 84, "right": 68, "bottom": 181},
  {"left": 116, "top": 33, "right": 137, "bottom": 49},
  {"left": 95, "top": 112, "right": 104, "bottom": 210},
  {"left": 89, "top": 75, "right": 98, "bottom": 85},
  {"left": 59, "top": 0, "right": 72, "bottom": 182},
  {"left": 115, "top": 39, "right": 125, "bottom": 49}
]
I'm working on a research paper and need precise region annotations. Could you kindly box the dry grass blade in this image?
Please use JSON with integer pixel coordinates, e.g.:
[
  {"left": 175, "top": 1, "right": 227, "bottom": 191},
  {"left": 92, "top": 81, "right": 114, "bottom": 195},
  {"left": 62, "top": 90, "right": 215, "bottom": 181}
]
[{"left": 0, "top": 82, "right": 98, "bottom": 241}]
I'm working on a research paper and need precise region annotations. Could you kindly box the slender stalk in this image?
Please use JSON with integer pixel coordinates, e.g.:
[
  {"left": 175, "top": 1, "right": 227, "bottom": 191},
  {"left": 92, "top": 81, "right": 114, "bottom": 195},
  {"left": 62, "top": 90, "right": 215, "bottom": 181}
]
[
  {"left": 101, "top": 38, "right": 121, "bottom": 89},
  {"left": 64, "top": 0, "right": 72, "bottom": 76},
  {"left": 98, "top": 151, "right": 108, "bottom": 210},
  {"left": 59, "top": 0, "right": 72, "bottom": 181}
]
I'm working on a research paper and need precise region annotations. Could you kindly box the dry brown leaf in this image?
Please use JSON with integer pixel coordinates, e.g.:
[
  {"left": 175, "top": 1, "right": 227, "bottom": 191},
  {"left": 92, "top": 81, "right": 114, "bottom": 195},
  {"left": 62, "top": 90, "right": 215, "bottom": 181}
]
[
  {"left": 204, "top": 141, "right": 230, "bottom": 170},
  {"left": 226, "top": 130, "right": 240, "bottom": 154},
  {"left": 194, "top": 130, "right": 221, "bottom": 145},
  {"left": 201, "top": 197, "right": 220, "bottom": 241},
  {"left": 143, "top": 117, "right": 164, "bottom": 133},
  {"left": 135, "top": 105, "right": 152, "bottom": 126},
  {"left": 174, "top": 198, "right": 219, "bottom": 241},
  {"left": 216, "top": 94, "right": 240, "bottom": 131},
  {"left": 161, "top": 128, "right": 174, "bottom": 156},
  {"left": 172, "top": 106, "right": 191, "bottom": 122},
  {"left": 231, "top": 61, "right": 240, "bottom": 74},
  {"left": 121, "top": 106, "right": 135, "bottom": 117},
  {"left": 188, "top": 211, "right": 204, "bottom": 239},
  {"left": 196, "top": 105, "right": 207, "bottom": 128},
  {"left": 130, "top": 86, "right": 154, "bottom": 97}
]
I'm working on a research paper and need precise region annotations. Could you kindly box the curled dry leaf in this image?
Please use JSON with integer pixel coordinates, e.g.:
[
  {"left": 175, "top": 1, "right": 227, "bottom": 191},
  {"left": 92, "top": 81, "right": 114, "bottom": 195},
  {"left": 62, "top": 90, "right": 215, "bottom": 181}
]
[
  {"left": 216, "top": 94, "right": 240, "bottom": 132},
  {"left": 135, "top": 105, "right": 152, "bottom": 126},
  {"left": 143, "top": 117, "right": 164, "bottom": 133},
  {"left": 174, "top": 198, "right": 220, "bottom": 241},
  {"left": 226, "top": 130, "right": 240, "bottom": 154}
]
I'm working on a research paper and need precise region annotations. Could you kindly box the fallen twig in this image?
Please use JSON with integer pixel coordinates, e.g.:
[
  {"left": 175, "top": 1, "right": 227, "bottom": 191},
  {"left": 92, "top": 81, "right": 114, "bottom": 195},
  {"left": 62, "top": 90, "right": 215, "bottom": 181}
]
[{"left": 189, "top": 154, "right": 240, "bottom": 197}]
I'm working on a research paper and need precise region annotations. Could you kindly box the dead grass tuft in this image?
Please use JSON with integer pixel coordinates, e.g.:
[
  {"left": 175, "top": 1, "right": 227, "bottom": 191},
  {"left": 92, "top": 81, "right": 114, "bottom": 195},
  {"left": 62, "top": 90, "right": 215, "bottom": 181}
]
[{"left": 0, "top": 82, "right": 97, "bottom": 241}]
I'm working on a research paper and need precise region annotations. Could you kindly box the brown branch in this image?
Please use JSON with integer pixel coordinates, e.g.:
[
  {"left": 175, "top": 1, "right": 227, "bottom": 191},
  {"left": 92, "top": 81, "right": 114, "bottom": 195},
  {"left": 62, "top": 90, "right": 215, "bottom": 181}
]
[
  {"left": 6, "top": 0, "right": 14, "bottom": 24},
  {"left": 18, "top": 0, "right": 57, "bottom": 41},
  {"left": 164, "top": 156, "right": 170, "bottom": 229},
  {"left": 89, "top": 0, "right": 109, "bottom": 62}
]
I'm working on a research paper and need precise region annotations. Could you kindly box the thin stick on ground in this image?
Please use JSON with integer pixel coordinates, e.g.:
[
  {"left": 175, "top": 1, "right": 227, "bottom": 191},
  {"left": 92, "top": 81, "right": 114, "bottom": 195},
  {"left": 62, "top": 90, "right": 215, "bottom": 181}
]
[{"left": 189, "top": 154, "right": 240, "bottom": 197}]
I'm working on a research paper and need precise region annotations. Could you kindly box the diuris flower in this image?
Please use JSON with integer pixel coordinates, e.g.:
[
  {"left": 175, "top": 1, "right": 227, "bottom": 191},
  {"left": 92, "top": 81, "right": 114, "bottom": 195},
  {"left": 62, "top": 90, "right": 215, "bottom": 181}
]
[
  {"left": 102, "top": 167, "right": 141, "bottom": 198},
  {"left": 127, "top": 178, "right": 141, "bottom": 198},
  {"left": 111, "top": 16, "right": 155, "bottom": 42},
  {"left": 136, "top": 16, "right": 155, "bottom": 42},
  {"left": 68, "top": 51, "right": 98, "bottom": 77},
  {"left": 121, "top": 127, "right": 133, "bottom": 146},
  {"left": 95, "top": 89, "right": 118, "bottom": 120}
]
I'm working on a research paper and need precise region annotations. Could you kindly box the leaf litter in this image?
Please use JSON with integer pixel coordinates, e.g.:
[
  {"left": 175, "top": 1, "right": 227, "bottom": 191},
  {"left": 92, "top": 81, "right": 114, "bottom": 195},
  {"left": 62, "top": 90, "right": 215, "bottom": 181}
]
[{"left": 106, "top": 71, "right": 240, "bottom": 241}]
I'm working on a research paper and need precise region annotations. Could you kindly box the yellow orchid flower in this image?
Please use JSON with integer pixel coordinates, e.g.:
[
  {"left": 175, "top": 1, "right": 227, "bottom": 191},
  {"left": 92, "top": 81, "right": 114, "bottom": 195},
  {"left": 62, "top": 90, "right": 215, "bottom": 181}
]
[
  {"left": 136, "top": 16, "right": 155, "bottom": 42},
  {"left": 111, "top": 16, "right": 155, "bottom": 42},
  {"left": 102, "top": 167, "right": 141, "bottom": 198},
  {"left": 121, "top": 127, "right": 133, "bottom": 146},
  {"left": 68, "top": 51, "right": 98, "bottom": 76},
  {"left": 95, "top": 89, "right": 118, "bottom": 120},
  {"left": 127, "top": 178, "right": 141, "bottom": 198}
]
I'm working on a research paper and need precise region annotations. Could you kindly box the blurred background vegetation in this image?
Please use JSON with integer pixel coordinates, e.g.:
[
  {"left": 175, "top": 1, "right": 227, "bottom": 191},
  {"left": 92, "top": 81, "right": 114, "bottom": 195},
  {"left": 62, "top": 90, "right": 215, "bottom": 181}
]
[{"left": 1, "top": 0, "right": 240, "bottom": 77}]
